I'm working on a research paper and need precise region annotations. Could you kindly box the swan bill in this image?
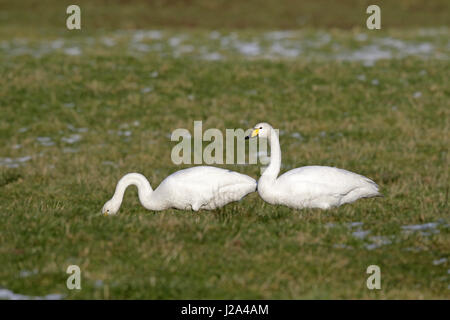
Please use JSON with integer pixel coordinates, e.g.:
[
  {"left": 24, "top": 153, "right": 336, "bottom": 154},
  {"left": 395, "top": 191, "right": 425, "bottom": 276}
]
[
  {"left": 245, "top": 128, "right": 259, "bottom": 139},
  {"left": 250, "top": 128, "right": 259, "bottom": 137}
]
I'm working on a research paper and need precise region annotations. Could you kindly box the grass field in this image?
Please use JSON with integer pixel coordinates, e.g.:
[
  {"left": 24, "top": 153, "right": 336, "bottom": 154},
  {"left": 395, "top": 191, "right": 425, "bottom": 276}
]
[{"left": 0, "top": 1, "right": 449, "bottom": 299}]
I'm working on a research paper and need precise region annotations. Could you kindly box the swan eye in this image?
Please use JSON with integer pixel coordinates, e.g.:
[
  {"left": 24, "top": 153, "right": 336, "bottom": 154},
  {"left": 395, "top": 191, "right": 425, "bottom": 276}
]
[{"left": 259, "top": 127, "right": 262, "bottom": 129}]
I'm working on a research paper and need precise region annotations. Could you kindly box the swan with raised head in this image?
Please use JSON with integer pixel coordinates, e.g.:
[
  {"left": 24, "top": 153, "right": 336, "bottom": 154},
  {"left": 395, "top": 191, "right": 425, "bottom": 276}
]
[
  {"left": 246, "top": 122, "right": 381, "bottom": 209},
  {"left": 102, "top": 166, "right": 256, "bottom": 215}
]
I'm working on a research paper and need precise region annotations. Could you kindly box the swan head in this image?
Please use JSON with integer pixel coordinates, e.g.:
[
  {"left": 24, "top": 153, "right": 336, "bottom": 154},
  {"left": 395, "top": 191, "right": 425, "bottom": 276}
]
[
  {"left": 246, "top": 122, "right": 272, "bottom": 139},
  {"left": 101, "top": 199, "right": 120, "bottom": 216}
]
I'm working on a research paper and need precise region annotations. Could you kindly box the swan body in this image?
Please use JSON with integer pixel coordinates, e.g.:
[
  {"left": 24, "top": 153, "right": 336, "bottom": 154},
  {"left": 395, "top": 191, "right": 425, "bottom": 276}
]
[
  {"left": 247, "top": 123, "right": 381, "bottom": 209},
  {"left": 102, "top": 166, "right": 256, "bottom": 214}
]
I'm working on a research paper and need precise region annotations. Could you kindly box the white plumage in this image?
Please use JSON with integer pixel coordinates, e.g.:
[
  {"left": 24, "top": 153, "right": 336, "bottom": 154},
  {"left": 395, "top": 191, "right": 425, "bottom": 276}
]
[
  {"left": 102, "top": 166, "right": 256, "bottom": 214},
  {"left": 247, "top": 122, "right": 381, "bottom": 209}
]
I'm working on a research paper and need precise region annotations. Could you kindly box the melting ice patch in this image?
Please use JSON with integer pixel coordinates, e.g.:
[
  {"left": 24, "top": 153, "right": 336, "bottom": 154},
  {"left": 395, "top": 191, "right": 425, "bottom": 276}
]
[
  {"left": 338, "top": 45, "right": 392, "bottom": 64},
  {"left": 64, "top": 47, "right": 81, "bottom": 56},
  {"left": 209, "top": 31, "right": 221, "bottom": 40},
  {"left": 269, "top": 43, "right": 301, "bottom": 58},
  {"left": 290, "top": 132, "right": 303, "bottom": 141},
  {"left": 0, "top": 288, "right": 64, "bottom": 300},
  {"left": 67, "top": 124, "right": 88, "bottom": 133},
  {"left": 343, "top": 222, "right": 394, "bottom": 250},
  {"left": 94, "top": 280, "right": 104, "bottom": 288},
  {"left": 347, "top": 222, "right": 364, "bottom": 228},
  {"left": 402, "top": 222, "right": 439, "bottom": 231},
  {"left": 202, "top": 52, "right": 223, "bottom": 61},
  {"left": 352, "top": 230, "right": 370, "bottom": 240},
  {"left": 264, "top": 31, "right": 295, "bottom": 41},
  {"left": 0, "top": 29, "right": 448, "bottom": 63},
  {"left": 355, "top": 33, "right": 368, "bottom": 42},
  {"left": 132, "top": 30, "right": 163, "bottom": 42},
  {"left": 36, "top": 137, "right": 55, "bottom": 146},
  {"left": 51, "top": 40, "right": 64, "bottom": 49},
  {"left": 101, "top": 37, "right": 116, "bottom": 47},
  {"left": 413, "top": 91, "right": 422, "bottom": 98},
  {"left": 61, "top": 134, "right": 82, "bottom": 144},
  {"left": 357, "top": 74, "right": 366, "bottom": 81},
  {"left": 102, "top": 161, "right": 118, "bottom": 168},
  {"left": 19, "top": 269, "right": 38, "bottom": 278},
  {"left": 118, "top": 130, "right": 132, "bottom": 137},
  {"left": 234, "top": 41, "right": 261, "bottom": 56},
  {"left": 141, "top": 87, "right": 153, "bottom": 93},
  {"left": 63, "top": 102, "right": 75, "bottom": 108},
  {"left": 365, "top": 236, "right": 392, "bottom": 250},
  {"left": 0, "top": 156, "right": 32, "bottom": 168},
  {"left": 169, "top": 36, "right": 184, "bottom": 47},
  {"left": 433, "top": 258, "right": 447, "bottom": 266},
  {"left": 401, "top": 221, "right": 443, "bottom": 237}
]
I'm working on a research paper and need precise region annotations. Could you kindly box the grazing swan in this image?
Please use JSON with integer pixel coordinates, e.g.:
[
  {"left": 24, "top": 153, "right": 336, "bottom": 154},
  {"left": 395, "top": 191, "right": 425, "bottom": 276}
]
[
  {"left": 246, "top": 122, "right": 381, "bottom": 209},
  {"left": 102, "top": 166, "right": 256, "bottom": 215}
]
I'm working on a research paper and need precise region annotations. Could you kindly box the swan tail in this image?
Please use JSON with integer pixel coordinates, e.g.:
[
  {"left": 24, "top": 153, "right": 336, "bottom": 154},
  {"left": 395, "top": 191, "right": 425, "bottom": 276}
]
[
  {"left": 360, "top": 175, "right": 382, "bottom": 197},
  {"left": 340, "top": 176, "right": 382, "bottom": 205}
]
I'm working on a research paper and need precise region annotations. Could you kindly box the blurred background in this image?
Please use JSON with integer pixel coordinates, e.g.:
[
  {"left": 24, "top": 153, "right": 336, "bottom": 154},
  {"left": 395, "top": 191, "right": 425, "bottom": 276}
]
[
  {"left": 0, "top": 0, "right": 449, "bottom": 300},
  {"left": 1, "top": 0, "right": 449, "bottom": 33}
]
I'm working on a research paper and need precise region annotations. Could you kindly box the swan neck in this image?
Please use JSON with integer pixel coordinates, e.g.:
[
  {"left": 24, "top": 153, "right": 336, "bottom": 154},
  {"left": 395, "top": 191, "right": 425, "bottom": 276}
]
[
  {"left": 263, "top": 129, "right": 281, "bottom": 179},
  {"left": 113, "top": 173, "right": 154, "bottom": 210}
]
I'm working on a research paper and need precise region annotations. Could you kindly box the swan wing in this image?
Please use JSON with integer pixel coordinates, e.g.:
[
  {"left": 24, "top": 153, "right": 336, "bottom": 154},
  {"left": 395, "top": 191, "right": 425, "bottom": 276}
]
[
  {"left": 157, "top": 166, "right": 256, "bottom": 210},
  {"left": 282, "top": 165, "right": 375, "bottom": 184},
  {"left": 275, "top": 166, "right": 380, "bottom": 207},
  {"left": 165, "top": 166, "right": 256, "bottom": 187}
]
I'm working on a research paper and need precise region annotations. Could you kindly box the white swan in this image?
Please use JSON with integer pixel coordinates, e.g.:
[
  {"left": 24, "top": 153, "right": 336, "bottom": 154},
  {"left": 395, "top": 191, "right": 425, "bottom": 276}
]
[
  {"left": 102, "top": 166, "right": 256, "bottom": 214},
  {"left": 246, "top": 122, "right": 381, "bottom": 209}
]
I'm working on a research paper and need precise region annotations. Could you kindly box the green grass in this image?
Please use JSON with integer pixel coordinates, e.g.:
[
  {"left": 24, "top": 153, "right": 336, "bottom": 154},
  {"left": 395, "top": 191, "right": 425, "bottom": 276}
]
[{"left": 0, "top": 1, "right": 449, "bottom": 299}]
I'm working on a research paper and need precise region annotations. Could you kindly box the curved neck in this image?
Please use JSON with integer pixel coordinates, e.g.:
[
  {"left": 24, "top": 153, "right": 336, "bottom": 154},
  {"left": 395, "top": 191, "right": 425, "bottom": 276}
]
[
  {"left": 262, "top": 129, "right": 281, "bottom": 180},
  {"left": 112, "top": 173, "right": 158, "bottom": 210}
]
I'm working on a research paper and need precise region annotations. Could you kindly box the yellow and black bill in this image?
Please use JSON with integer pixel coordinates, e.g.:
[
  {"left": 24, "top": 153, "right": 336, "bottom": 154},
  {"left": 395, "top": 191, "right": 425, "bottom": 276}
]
[{"left": 245, "top": 128, "right": 259, "bottom": 140}]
